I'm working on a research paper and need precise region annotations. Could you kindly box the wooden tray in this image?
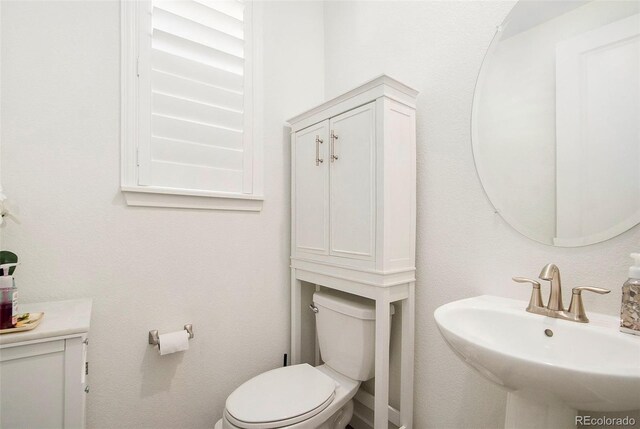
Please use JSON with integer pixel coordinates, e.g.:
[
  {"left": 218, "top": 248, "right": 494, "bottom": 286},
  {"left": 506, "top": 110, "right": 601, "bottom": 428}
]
[{"left": 0, "top": 312, "right": 44, "bottom": 334}]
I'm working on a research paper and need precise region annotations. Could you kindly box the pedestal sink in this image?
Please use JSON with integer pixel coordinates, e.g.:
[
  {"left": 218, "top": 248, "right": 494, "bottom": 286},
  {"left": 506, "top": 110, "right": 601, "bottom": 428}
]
[{"left": 434, "top": 295, "right": 640, "bottom": 429}]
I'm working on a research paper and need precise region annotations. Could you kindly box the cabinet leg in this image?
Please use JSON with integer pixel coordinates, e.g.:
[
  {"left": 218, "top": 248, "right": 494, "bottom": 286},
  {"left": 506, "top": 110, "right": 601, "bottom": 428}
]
[
  {"left": 291, "top": 270, "right": 302, "bottom": 365},
  {"left": 315, "top": 284, "right": 321, "bottom": 366},
  {"left": 400, "top": 282, "right": 415, "bottom": 428},
  {"left": 374, "top": 299, "right": 391, "bottom": 429}
]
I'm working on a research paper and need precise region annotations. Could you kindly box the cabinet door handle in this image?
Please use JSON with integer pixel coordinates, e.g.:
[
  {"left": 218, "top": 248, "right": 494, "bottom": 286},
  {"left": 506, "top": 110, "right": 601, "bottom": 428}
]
[
  {"left": 315, "top": 135, "right": 324, "bottom": 166},
  {"left": 331, "top": 131, "right": 339, "bottom": 161}
]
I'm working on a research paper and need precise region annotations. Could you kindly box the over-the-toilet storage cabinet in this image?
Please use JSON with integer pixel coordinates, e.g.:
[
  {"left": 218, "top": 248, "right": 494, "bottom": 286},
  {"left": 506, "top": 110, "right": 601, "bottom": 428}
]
[
  {"left": 292, "top": 79, "right": 416, "bottom": 274},
  {"left": 289, "top": 75, "right": 417, "bottom": 429}
]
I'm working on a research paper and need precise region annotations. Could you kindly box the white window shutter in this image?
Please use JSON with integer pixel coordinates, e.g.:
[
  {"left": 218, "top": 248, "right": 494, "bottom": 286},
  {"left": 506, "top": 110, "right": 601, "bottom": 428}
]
[{"left": 137, "top": 0, "right": 253, "bottom": 194}]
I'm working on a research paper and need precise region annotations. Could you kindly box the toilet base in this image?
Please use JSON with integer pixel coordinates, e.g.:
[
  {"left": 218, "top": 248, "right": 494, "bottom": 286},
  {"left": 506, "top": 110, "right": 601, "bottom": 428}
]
[{"left": 316, "top": 399, "right": 354, "bottom": 429}]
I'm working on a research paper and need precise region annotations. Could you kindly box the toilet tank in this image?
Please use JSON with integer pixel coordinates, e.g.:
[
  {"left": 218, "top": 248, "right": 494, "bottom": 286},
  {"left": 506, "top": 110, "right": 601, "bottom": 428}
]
[{"left": 313, "top": 290, "right": 394, "bottom": 381}]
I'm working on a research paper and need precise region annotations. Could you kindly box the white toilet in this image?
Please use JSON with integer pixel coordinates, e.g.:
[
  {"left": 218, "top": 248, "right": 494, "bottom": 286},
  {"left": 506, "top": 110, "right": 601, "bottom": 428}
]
[{"left": 214, "top": 290, "right": 394, "bottom": 429}]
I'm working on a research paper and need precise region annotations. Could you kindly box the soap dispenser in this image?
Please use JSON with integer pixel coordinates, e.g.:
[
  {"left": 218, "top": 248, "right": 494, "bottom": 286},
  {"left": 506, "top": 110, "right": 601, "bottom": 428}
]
[
  {"left": 620, "top": 253, "right": 640, "bottom": 335},
  {"left": 0, "top": 262, "right": 19, "bottom": 330}
]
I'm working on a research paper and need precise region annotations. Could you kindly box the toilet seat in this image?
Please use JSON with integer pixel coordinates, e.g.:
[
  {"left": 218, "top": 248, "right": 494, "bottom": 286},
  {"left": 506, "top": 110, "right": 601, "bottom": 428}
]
[{"left": 224, "top": 364, "right": 337, "bottom": 429}]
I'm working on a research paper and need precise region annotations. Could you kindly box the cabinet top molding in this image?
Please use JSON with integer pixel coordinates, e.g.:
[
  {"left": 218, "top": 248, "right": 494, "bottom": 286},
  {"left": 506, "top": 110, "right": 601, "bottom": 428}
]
[{"left": 286, "top": 75, "right": 418, "bottom": 131}]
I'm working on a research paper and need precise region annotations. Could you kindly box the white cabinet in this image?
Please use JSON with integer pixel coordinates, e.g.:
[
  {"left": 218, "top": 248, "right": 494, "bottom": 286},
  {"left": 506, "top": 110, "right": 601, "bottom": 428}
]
[
  {"left": 290, "top": 75, "right": 417, "bottom": 279},
  {"left": 0, "top": 299, "right": 92, "bottom": 429},
  {"left": 288, "top": 76, "right": 417, "bottom": 429}
]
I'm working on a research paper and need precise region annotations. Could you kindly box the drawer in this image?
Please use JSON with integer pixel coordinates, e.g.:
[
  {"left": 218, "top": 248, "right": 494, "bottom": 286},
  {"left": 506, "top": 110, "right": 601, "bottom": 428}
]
[{"left": 0, "top": 340, "right": 65, "bottom": 362}]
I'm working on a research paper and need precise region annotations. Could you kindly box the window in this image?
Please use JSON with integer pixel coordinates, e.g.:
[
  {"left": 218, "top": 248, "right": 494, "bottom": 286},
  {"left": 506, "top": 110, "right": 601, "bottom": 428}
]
[{"left": 121, "top": 0, "right": 263, "bottom": 211}]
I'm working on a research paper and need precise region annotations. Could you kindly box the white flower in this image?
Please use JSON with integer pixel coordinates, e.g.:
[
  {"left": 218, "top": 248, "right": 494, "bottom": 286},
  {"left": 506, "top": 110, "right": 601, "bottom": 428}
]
[
  {"left": 0, "top": 192, "right": 19, "bottom": 226},
  {"left": 0, "top": 192, "right": 6, "bottom": 226}
]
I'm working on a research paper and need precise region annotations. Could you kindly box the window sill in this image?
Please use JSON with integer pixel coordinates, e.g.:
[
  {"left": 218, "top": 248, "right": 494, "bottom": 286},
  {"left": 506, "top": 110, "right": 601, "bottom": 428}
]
[{"left": 121, "top": 186, "right": 263, "bottom": 211}]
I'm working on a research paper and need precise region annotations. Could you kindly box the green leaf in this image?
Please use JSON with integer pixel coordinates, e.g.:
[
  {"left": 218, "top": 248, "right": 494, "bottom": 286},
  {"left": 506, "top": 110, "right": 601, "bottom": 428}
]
[{"left": 0, "top": 251, "right": 18, "bottom": 275}]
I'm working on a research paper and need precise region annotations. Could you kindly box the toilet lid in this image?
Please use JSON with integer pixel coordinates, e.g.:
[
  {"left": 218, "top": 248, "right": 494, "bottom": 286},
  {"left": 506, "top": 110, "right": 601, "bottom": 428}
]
[{"left": 225, "top": 364, "right": 336, "bottom": 428}]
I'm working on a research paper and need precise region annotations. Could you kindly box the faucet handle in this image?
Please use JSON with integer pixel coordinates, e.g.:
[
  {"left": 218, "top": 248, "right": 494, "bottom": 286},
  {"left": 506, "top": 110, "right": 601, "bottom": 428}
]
[
  {"left": 512, "top": 277, "right": 544, "bottom": 311},
  {"left": 572, "top": 286, "right": 610, "bottom": 294},
  {"left": 568, "top": 287, "right": 611, "bottom": 323},
  {"left": 512, "top": 277, "right": 541, "bottom": 287}
]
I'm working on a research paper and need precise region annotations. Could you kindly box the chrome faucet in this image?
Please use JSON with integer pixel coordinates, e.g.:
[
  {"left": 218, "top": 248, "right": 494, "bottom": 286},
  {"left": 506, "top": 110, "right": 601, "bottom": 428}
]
[{"left": 513, "top": 264, "right": 610, "bottom": 323}]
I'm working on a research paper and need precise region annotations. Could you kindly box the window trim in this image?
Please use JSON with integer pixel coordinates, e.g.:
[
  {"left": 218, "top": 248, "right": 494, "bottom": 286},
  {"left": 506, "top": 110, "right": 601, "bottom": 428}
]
[{"left": 120, "top": 0, "right": 264, "bottom": 211}]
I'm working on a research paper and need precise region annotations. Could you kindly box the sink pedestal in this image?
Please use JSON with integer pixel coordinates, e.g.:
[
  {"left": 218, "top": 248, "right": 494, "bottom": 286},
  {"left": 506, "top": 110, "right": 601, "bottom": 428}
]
[{"left": 505, "top": 393, "right": 576, "bottom": 429}]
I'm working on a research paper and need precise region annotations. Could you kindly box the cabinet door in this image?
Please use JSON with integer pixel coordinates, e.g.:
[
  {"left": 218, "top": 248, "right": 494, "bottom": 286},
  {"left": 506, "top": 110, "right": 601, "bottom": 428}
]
[
  {"left": 293, "top": 120, "right": 330, "bottom": 256},
  {"left": 329, "top": 103, "right": 376, "bottom": 260},
  {"left": 1, "top": 340, "right": 66, "bottom": 429}
]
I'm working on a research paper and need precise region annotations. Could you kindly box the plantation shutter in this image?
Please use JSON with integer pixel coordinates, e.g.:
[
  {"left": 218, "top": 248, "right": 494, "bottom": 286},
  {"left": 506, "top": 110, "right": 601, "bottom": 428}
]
[{"left": 137, "top": 0, "right": 253, "bottom": 193}]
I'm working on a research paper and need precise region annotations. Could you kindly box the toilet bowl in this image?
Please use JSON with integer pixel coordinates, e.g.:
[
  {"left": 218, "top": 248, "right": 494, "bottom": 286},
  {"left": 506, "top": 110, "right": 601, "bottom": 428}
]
[
  {"left": 215, "top": 290, "right": 394, "bottom": 429},
  {"left": 215, "top": 364, "right": 358, "bottom": 429}
]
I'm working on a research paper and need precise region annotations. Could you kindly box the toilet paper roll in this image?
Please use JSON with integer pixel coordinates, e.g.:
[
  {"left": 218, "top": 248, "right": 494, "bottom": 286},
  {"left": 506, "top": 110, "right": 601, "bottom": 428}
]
[{"left": 158, "top": 330, "right": 190, "bottom": 355}]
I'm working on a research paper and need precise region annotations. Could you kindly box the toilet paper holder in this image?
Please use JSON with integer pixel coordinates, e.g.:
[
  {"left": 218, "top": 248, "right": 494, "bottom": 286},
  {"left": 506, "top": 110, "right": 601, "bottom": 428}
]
[{"left": 148, "top": 324, "right": 194, "bottom": 346}]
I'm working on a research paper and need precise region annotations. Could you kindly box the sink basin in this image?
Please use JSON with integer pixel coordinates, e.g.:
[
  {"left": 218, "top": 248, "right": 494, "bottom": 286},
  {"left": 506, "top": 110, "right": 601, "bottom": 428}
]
[{"left": 434, "top": 295, "right": 640, "bottom": 415}]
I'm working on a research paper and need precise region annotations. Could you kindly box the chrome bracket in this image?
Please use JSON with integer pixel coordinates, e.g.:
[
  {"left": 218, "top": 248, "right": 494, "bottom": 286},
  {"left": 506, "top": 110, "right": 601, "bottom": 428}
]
[{"left": 148, "top": 324, "right": 194, "bottom": 346}]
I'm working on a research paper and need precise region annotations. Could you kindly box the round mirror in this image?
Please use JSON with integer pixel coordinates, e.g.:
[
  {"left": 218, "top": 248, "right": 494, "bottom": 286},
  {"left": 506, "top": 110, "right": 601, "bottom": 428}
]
[{"left": 472, "top": 0, "right": 640, "bottom": 246}]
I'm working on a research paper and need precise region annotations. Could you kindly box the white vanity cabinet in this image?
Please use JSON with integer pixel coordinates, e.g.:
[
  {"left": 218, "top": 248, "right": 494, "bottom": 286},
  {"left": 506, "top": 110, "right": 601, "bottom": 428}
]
[
  {"left": 289, "top": 76, "right": 417, "bottom": 429},
  {"left": 0, "top": 299, "right": 92, "bottom": 429}
]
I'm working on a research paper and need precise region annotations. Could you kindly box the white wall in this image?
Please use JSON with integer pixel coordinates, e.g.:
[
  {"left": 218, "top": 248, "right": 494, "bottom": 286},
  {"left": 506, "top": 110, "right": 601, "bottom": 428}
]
[
  {"left": 0, "top": 1, "right": 324, "bottom": 428},
  {"left": 323, "top": 1, "right": 640, "bottom": 428}
]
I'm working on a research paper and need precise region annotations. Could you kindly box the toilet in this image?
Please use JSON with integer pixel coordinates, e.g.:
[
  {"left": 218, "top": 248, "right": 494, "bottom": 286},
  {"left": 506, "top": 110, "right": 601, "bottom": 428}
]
[{"left": 215, "top": 290, "right": 394, "bottom": 429}]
